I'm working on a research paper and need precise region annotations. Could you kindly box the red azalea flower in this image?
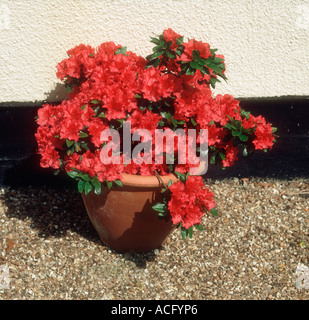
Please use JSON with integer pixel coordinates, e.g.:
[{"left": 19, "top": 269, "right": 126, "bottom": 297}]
[
  {"left": 215, "top": 94, "right": 241, "bottom": 126},
  {"left": 39, "top": 146, "right": 60, "bottom": 169},
  {"left": 139, "top": 67, "right": 182, "bottom": 102},
  {"left": 168, "top": 176, "right": 215, "bottom": 229},
  {"left": 252, "top": 116, "right": 275, "bottom": 150},
  {"left": 128, "top": 109, "right": 163, "bottom": 136},
  {"left": 181, "top": 39, "right": 211, "bottom": 62},
  {"left": 88, "top": 117, "right": 109, "bottom": 148},
  {"left": 163, "top": 28, "right": 182, "bottom": 49},
  {"left": 222, "top": 143, "right": 239, "bottom": 167}
]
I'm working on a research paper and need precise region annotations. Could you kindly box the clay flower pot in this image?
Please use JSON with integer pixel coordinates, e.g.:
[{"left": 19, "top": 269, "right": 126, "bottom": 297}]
[{"left": 82, "top": 173, "right": 179, "bottom": 253}]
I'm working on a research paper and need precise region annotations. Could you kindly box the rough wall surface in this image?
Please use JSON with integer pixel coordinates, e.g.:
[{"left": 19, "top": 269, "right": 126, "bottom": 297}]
[{"left": 0, "top": 0, "right": 308, "bottom": 104}]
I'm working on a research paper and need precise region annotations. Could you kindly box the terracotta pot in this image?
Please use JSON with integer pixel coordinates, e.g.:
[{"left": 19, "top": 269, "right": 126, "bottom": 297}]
[{"left": 82, "top": 173, "right": 179, "bottom": 253}]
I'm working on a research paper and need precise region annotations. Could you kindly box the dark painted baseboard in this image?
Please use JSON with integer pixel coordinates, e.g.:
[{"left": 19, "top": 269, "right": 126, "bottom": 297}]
[{"left": 0, "top": 97, "right": 308, "bottom": 188}]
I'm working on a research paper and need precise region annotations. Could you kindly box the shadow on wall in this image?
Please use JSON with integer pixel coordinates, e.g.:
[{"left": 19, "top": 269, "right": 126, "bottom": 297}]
[{"left": 44, "top": 82, "right": 68, "bottom": 103}]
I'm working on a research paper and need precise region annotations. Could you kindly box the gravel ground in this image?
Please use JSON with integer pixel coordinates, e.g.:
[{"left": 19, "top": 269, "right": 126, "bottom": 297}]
[{"left": 0, "top": 176, "right": 308, "bottom": 300}]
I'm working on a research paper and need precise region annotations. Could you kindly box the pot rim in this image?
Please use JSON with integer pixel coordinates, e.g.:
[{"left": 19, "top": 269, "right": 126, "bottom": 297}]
[
  {"left": 120, "top": 173, "right": 179, "bottom": 188},
  {"left": 120, "top": 161, "right": 206, "bottom": 188}
]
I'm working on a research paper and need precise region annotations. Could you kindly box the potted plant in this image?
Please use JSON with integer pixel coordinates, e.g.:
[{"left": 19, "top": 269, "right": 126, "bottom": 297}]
[{"left": 35, "top": 29, "right": 277, "bottom": 252}]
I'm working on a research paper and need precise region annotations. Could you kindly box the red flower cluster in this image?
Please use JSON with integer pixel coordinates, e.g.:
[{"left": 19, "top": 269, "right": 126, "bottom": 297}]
[
  {"left": 36, "top": 29, "right": 277, "bottom": 233},
  {"left": 168, "top": 176, "right": 215, "bottom": 229}
]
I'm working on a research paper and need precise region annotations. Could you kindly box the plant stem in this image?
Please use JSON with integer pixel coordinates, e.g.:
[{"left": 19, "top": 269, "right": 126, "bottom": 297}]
[{"left": 154, "top": 169, "right": 168, "bottom": 189}]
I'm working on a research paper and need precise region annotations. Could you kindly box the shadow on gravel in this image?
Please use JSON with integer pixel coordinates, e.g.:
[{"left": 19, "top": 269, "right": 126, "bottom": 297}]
[
  {"left": 1, "top": 158, "right": 160, "bottom": 265},
  {"left": 1, "top": 182, "right": 104, "bottom": 245}
]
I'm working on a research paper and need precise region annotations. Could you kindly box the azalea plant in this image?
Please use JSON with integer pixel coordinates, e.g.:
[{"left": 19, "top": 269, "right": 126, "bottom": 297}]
[{"left": 35, "top": 29, "right": 277, "bottom": 239}]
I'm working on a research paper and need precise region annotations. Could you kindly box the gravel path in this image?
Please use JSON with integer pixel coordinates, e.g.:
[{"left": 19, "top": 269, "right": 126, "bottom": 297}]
[{"left": 0, "top": 177, "right": 308, "bottom": 300}]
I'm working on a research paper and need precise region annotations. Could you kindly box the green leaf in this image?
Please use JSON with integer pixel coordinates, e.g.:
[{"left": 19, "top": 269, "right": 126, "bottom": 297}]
[
  {"left": 67, "top": 171, "right": 79, "bottom": 179},
  {"left": 188, "top": 226, "right": 193, "bottom": 239},
  {"left": 239, "top": 134, "right": 249, "bottom": 142},
  {"left": 176, "top": 36, "right": 184, "bottom": 45},
  {"left": 219, "top": 152, "right": 226, "bottom": 160},
  {"left": 152, "top": 202, "right": 166, "bottom": 213},
  {"left": 232, "top": 130, "right": 241, "bottom": 137},
  {"left": 240, "top": 109, "right": 250, "bottom": 120},
  {"left": 146, "top": 50, "right": 165, "bottom": 60},
  {"left": 208, "top": 63, "right": 225, "bottom": 74},
  {"left": 213, "top": 57, "right": 224, "bottom": 63},
  {"left": 80, "top": 105, "right": 87, "bottom": 110},
  {"left": 195, "top": 224, "right": 204, "bottom": 231},
  {"left": 224, "top": 123, "right": 236, "bottom": 131},
  {"left": 78, "top": 172, "right": 90, "bottom": 182},
  {"left": 191, "top": 117, "right": 197, "bottom": 126},
  {"left": 106, "top": 180, "right": 113, "bottom": 190},
  {"left": 98, "top": 112, "right": 105, "bottom": 118},
  {"left": 190, "top": 61, "right": 200, "bottom": 69},
  {"left": 84, "top": 182, "right": 92, "bottom": 195},
  {"left": 235, "top": 120, "right": 242, "bottom": 130},
  {"left": 167, "top": 179, "right": 174, "bottom": 188},
  {"left": 146, "top": 58, "right": 160, "bottom": 68},
  {"left": 90, "top": 99, "right": 100, "bottom": 104},
  {"left": 152, "top": 45, "right": 163, "bottom": 52},
  {"left": 166, "top": 50, "right": 176, "bottom": 59},
  {"left": 78, "top": 180, "right": 85, "bottom": 193},
  {"left": 150, "top": 37, "right": 161, "bottom": 45},
  {"left": 174, "top": 120, "right": 185, "bottom": 126},
  {"left": 210, "top": 48, "right": 218, "bottom": 54},
  {"left": 192, "top": 50, "right": 200, "bottom": 60},
  {"left": 66, "top": 139, "right": 75, "bottom": 147},
  {"left": 201, "top": 66, "right": 211, "bottom": 75},
  {"left": 186, "top": 67, "right": 195, "bottom": 76},
  {"left": 115, "top": 46, "right": 127, "bottom": 55},
  {"left": 92, "top": 179, "right": 101, "bottom": 195},
  {"left": 94, "top": 106, "right": 100, "bottom": 115},
  {"left": 175, "top": 49, "right": 182, "bottom": 57},
  {"left": 160, "top": 111, "right": 172, "bottom": 120},
  {"left": 79, "top": 131, "right": 88, "bottom": 138},
  {"left": 209, "top": 208, "right": 218, "bottom": 216},
  {"left": 181, "top": 228, "right": 188, "bottom": 240},
  {"left": 174, "top": 171, "right": 187, "bottom": 182},
  {"left": 114, "top": 179, "right": 123, "bottom": 187},
  {"left": 158, "top": 212, "right": 166, "bottom": 217},
  {"left": 209, "top": 77, "right": 219, "bottom": 89},
  {"left": 210, "top": 154, "right": 216, "bottom": 165}
]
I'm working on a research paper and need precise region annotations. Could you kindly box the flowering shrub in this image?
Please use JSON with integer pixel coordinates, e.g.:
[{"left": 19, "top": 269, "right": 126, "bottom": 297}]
[{"left": 35, "top": 29, "right": 277, "bottom": 239}]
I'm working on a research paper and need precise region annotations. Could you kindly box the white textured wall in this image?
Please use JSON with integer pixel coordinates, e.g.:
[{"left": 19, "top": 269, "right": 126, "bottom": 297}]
[{"left": 0, "top": 0, "right": 308, "bottom": 105}]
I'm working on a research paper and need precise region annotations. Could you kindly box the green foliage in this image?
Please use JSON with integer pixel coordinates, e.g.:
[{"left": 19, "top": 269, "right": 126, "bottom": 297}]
[
  {"left": 67, "top": 170, "right": 124, "bottom": 195},
  {"left": 180, "top": 223, "right": 204, "bottom": 240},
  {"left": 173, "top": 171, "right": 189, "bottom": 183},
  {"left": 115, "top": 46, "right": 127, "bottom": 55}
]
